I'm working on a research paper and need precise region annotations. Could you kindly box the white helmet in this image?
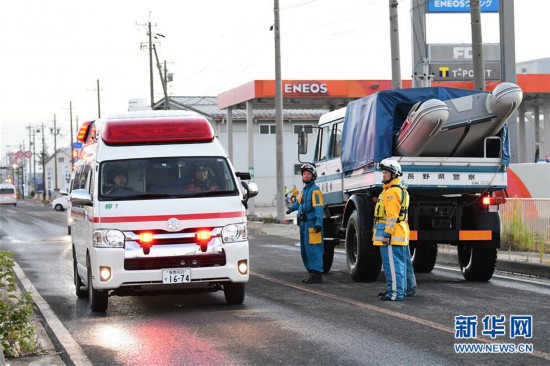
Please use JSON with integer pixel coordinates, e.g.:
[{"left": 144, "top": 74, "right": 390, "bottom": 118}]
[{"left": 379, "top": 158, "right": 402, "bottom": 177}]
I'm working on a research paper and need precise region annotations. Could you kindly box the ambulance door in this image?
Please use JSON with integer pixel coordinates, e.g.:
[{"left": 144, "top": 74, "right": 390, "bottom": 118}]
[{"left": 71, "top": 164, "right": 93, "bottom": 266}]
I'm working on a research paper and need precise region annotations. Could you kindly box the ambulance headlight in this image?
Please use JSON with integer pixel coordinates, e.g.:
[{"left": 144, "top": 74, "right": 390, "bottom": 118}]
[
  {"left": 221, "top": 223, "right": 248, "bottom": 243},
  {"left": 93, "top": 230, "right": 125, "bottom": 248}
]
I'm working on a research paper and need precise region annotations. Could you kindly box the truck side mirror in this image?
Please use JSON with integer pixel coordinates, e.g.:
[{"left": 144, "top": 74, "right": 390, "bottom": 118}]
[{"left": 298, "top": 130, "right": 308, "bottom": 154}]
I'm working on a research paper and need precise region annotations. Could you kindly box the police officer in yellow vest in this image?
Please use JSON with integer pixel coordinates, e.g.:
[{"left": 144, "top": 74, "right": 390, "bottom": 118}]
[{"left": 373, "top": 158, "right": 414, "bottom": 301}]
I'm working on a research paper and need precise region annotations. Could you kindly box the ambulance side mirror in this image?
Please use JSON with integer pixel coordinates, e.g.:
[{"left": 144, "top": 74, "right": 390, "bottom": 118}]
[
  {"left": 70, "top": 189, "right": 93, "bottom": 207},
  {"left": 241, "top": 181, "right": 258, "bottom": 200}
]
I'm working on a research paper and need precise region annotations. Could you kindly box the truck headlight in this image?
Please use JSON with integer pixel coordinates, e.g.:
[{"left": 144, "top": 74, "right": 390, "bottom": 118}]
[
  {"left": 221, "top": 223, "right": 247, "bottom": 243},
  {"left": 93, "top": 230, "right": 125, "bottom": 248}
]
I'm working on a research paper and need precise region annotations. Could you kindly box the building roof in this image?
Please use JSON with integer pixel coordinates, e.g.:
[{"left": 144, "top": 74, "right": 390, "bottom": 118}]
[
  {"left": 44, "top": 147, "right": 71, "bottom": 165},
  {"left": 156, "top": 96, "right": 327, "bottom": 121}
]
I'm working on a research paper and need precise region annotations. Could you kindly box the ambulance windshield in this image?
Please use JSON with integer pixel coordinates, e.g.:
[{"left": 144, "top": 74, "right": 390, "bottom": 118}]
[{"left": 99, "top": 157, "right": 238, "bottom": 200}]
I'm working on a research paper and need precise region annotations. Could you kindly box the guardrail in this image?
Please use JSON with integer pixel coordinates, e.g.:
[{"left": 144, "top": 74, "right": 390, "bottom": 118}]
[{"left": 500, "top": 198, "right": 550, "bottom": 254}]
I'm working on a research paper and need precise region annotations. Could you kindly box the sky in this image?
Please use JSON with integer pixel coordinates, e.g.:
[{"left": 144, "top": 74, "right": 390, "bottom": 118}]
[{"left": 1, "top": 0, "right": 549, "bottom": 160}]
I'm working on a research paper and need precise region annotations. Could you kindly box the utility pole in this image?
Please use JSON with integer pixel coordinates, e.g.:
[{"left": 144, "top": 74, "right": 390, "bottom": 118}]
[
  {"left": 32, "top": 127, "right": 36, "bottom": 193},
  {"left": 26, "top": 124, "right": 33, "bottom": 195},
  {"left": 97, "top": 79, "right": 101, "bottom": 117},
  {"left": 153, "top": 44, "right": 168, "bottom": 110},
  {"left": 389, "top": 0, "right": 402, "bottom": 90},
  {"left": 164, "top": 60, "right": 169, "bottom": 110},
  {"left": 39, "top": 124, "right": 46, "bottom": 200},
  {"left": 69, "top": 101, "right": 74, "bottom": 170},
  {"left": 470, "top": 0, "right": 485, "bottom": 90},
  {"left": 50, "top": 115, "right": 59, "bottom": 192},
  {"left": 274, "top": 0, "right": 285, "bottom": 222},
  {"left": 149, "top": 22, "right": 154, "bottom": 107}
]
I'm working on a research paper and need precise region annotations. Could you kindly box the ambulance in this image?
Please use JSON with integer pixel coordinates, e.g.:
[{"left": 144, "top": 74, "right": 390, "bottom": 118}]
[
  {"left": 70, "top": 111, "right": 258, "bottom": 312},
  {"left": 0, "top": 182, "right": 17, "bottom": 206}
]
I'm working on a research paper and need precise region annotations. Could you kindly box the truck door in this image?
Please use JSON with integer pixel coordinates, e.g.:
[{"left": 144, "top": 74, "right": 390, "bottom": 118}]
[{"left": 315, "top": 120, "right": 344, "bottom": 205}]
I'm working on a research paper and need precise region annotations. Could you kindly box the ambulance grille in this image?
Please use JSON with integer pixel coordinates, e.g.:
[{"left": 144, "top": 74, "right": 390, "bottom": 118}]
[{"left": 124, "top": 253, "right": 226, "bottom": 270}]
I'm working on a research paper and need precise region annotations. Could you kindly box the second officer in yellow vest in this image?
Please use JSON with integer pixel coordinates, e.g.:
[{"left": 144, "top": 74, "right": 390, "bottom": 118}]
[{"left": 373, "top": 158, "right": 413, "bottom": 301}]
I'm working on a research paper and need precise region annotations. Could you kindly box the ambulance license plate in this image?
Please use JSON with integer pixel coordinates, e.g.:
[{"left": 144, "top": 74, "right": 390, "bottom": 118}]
[{"left": 162, "top": 268, "right": 191, "bottom": 284}]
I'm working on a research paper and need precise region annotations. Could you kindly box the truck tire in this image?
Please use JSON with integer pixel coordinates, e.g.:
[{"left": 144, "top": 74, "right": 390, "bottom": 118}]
[
  {"left": 345, "top": 211, "right": 381, "bottom": 282},
  {"left": 458, "top": 211, "right": 499, "bottom": 281},
  {"left": 458, "top": 247, "right": 497, "bottom": 282},
  {"left": 224, "top": 283, "right": 245, "bottom": 305},
  {"left": 410, "top": 242, "right": 438, "bottom": 273},
  {"left": 73, "top": 248, "right": 87, "bottom": 298},
  {"left": 87, "top": 255, "right": 108, "bottom": 312},
  {"left": 323, "top": 240, "right": 335, "bottom": 273}
]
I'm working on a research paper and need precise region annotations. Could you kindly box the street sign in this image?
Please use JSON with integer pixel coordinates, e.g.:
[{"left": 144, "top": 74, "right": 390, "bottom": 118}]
[
  {"left": 431, "top": 61, "right": 501, "bottom": 81},
  {"left": 24, "top": 151, "right": 32, "bottom": 158},
  {"left": 427, "top": 0, "right": 499, "bottom": 13},
  {"left": 429, "top": 44, "right": 500, "bottom": 62},
  {"left": 16, "top": 151, "right": 23, "bottom": 159}
]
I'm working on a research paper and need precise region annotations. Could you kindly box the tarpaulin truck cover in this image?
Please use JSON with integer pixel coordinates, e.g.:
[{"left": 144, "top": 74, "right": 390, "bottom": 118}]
[{"left": 340, "top": 87, "right": 511, "bottom": 172}]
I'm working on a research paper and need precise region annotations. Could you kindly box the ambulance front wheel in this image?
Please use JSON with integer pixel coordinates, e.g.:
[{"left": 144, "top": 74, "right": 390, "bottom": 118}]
[
  {"left": 224, "top": 282, "right": 245, "bottom": 305},
  {"left": 73, "top": 247, "right": 87, "bottom": 299},
  {"left": 87, "top": 255, "right": 108, "bottom": 312}
]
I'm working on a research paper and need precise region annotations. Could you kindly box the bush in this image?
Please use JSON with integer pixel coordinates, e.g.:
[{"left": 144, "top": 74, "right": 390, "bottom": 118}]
[{"left": 0, "top": 250, "right": 41, "bottom": 358}]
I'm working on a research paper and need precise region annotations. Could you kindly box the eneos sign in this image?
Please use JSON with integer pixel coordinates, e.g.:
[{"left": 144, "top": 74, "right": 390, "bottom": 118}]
[{"left": 283, "top": 82, "right": 328, "bottom": 95}]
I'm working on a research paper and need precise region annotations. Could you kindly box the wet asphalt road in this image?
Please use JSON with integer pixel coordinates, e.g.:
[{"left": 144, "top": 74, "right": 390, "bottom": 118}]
[{"left": 1, "top": 200, "right": 550, "bottom": 365}]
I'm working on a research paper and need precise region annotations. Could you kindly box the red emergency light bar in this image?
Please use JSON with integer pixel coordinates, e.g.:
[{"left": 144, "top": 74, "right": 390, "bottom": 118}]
[
  {"left": 102, "top": 117, "right": 214, "bottom": 145},
  {"left": 76, "top": 121, "right": 94, "bottom": 143}
]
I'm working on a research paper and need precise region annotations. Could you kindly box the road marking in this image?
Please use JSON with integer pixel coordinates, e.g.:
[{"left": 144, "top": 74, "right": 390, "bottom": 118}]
[
  {"left": 14, "top": 262, "right": 92, "bottom": 366},
  {"left": 434, "top": 264, "right": 550, "bottom": 287},
  {"left": 252, "top": 271, "right": 550, "bottom": 362}
]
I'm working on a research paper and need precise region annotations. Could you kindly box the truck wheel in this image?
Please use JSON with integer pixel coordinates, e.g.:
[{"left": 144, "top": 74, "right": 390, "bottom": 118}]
[
  {"left": 87, "top": 256, "right": 108, "bottom": 312},
  {"left": 458, "top": 211, "right": 499, "bottom": 281},
  {"left": 458, "top": 246, "right": 497, "bottom": 282},
  {"left": 345, "top": 211, "right": 381, "bottom": 282},
  {"left": 73, "top": 248, "right": 87, "bottom": 298},
  {"left": 410, "top": 242, "right": 438, "bottom": 273},
  {"left": 224, "top": 283, "right": 245, "bottom": 305},
  {"left": 323, "top": 240, "right": 335, "bottom": 273}
]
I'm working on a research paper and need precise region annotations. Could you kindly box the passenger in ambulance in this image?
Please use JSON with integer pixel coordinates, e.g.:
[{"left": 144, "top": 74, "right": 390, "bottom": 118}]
[{"left": 185, "top": 163, "right": 219, "bottom": 192}]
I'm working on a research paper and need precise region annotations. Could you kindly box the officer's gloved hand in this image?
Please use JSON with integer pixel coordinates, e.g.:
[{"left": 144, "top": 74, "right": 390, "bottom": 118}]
[
  {"left": 314, "top": 225, "right": 322, "bottom": 233},
  {"left": 285, "top": 208, "right": 291, "bottom": 214}
]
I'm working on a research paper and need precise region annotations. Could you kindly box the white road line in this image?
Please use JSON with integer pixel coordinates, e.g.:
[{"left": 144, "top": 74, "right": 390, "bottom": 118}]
[
  {"left": 14, "top": 262, "right": 92, "bottom": 366},
  {"left": 433, "top": 264, "right": 550, "bottom": 287},
  {"left": 252, "top": 271, "right": 550, "bottom": 362}
]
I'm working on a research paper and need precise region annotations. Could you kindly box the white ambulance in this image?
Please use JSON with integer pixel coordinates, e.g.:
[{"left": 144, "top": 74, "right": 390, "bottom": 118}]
[
  {"left": 70, "top": 111, "right": 258, "bottom": 312},
  {"left": 0, "top": 182, "right": 17, "bottom": 206}
]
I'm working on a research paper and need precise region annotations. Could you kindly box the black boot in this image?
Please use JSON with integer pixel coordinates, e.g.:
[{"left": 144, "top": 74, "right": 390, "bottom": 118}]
[
  {"left": 304, "top": 271, "right": 322, "bottom": 284},
  {"left": 301, "top": 271, "right": 314, "bottom": 283}
]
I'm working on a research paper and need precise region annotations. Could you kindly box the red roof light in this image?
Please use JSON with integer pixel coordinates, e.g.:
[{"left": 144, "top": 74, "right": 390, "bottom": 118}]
[
  {"left": 102, "top": 117, "right": 214, "bottom": 145},
  {"left": 76, "top": 121, "right": 94, "bottom": 143}
]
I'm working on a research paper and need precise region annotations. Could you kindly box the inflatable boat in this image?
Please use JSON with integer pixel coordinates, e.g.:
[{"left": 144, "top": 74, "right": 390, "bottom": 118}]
[{"left": 395, "top": 82, "right": 523, "bottom": 157}]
